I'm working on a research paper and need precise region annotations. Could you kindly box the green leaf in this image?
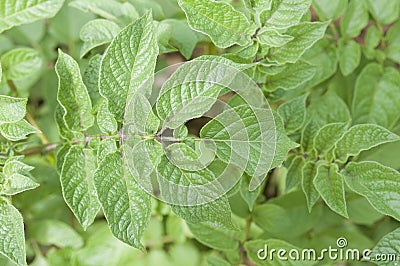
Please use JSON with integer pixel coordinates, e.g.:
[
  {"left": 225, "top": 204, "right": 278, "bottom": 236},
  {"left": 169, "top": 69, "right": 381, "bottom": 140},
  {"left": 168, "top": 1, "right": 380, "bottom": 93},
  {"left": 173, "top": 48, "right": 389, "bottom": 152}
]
[
  {"left": 99, "top": 11, "right": 158, "bottom": 121},
  {"left": 69, "top": 0, "right": 138, "bottom": 23},
  {"left": 308, "top": 90, "right": 351, "bottom": 127},
  {"left": 83, "top": 54, "right": 102, "bottom": 107},
  {"left": 177, "top": 0, "right": 256, "bottom": 48},
  {"left": 0, "top": 198, "right": 26, "bottom": 266},
  {"left": 0, "top": 0, "right": 64, "bottom": 34},
  {"left": 272, "top": 113, "right": 299, "bottom": 168},
  {"left": 200, "top": 104, "right": 275, "bottom": 187},
  {"left": 0, "top": 48, "right": 42, "bottom": 80},
  {"left": 54, "top": 105, "right": 84, "bottom": 141},
  {"left": 124, "top": 93, "right": 160, "bottom": 136},
  {"left": 335, "top": 124, "right": 400, "bottom": 161},
  {"left": 254, "top": 191, "right": 322, "bottom": 237},
  {"left": 97, "top": 138, "right": 117, "bottom": 165},
  {"left": 343, "top": 161, "right": 400, "bottom": 221},
  {"left": 2, "top": 158, "right": 38, "bottom": 195},
  {"left": 29, "top": 219, "right": 83, "bottom": 249},
  {"left": 60, "top": 146, "right": 100, "bottom": 229},
  {"left": 0, "top": 96, "right": 26, "bottom": 124},
  {"left": 187, "top": 222, "right": 242, "bottom": 251},
  {"left": 0, "top": 119, "right": 40, "bottom": 141},
  {"left": 79, "top": 19, "right": 121, "bottom": 58},
  {"left": 244, "top": 239, "right": 314, "bottom": 266},
  {"left": 312, "top": 0, "right": 347, "bottom": 20},
  {"left": 340, "top": 0, "right": 369, "bottom": 38},
  {"left": 55, "top": 50, "right": 94, "bottom": 132},
  {"left": 156, "top": 156, "right": 234, "bottom": 229},
  {"left": 56, "top": 144, "right": 71, "bottom": 173},
  {"left": 366, "top": 0, "right": 400, "bottom": 25},
  {"left": 300, "top": 118, "right": 320, "bottom": 152},
  {"left": 240, "top": 174, "right": 260, "bottom": 211},
  {"left": 314, "top": 163, "right": 348, "bottom": 218},
  {"left": 94, "top": 151, "right": 151, "bottom": 250},
  {"left": 300, "top": 39, "right": 338, "bottom": 87},
  {"left": 256, "top": 28, "right": 294, "bottom": 48},
  {"left": 278, "top": 94, "right": 308, "bottom": 134},
  {"left": 371, "top": 228, "right": 400, "bottom": 266},
  {"left": 301, "top": 161, "right": 320, "bottom": 211},
  {"left": 365, "top": 25, "right": 381, "bottom": 49},
  {"left": 96, "top": 100, "right": 118, "bottom": 135},
  {"left": 338, "top": 39, "right": 361, "bottom": 76},
  {"left": 162, "top": 19, "right": 198, "bottom": 59},
  {"left": 352, "top": 64, "right": 400, "bottom": 128},
  {"left": 260, "top": 0, "right": 312, "bottom": 29},
  {"left": 0, "top": 61, "right": 2, "bottom": 83},
  {"left": 313, "top": 122, "right": 348, "bottom": 157},
  {"left": 263, "top": 61, "right": 316, "bottom": 91},
  {"left": 285, "top": 155, "right": 305, "bottom": 191},
  {"left": 267, "top": 22, "right": 329, "bottom": 64},
  {"left": 386, "top": 21, "right": 400, "bottom": 63},
  {"left": 347, "top": 195, "right": 384, "bottom": 225}
]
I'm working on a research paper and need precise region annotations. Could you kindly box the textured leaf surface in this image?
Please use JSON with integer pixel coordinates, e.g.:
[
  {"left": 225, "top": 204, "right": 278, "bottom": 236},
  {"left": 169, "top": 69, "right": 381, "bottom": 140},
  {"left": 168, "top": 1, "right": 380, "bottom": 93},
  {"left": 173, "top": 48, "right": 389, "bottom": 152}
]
[
  {"left": 0, "top": 96, "right": 26, "bottom": 124},
  {"left": 200, "top": 104, "right": 275, "bottom": 185},
  {"left": 340, "top": 0, "right": 368, "bottom": 38},
  {"left": 371, "top": 228, "right": 400, "bottom": 266},
  {"left": 301, "top": 161, "right": 319, "bottom": 211},
  {"left": 60, "top": 146, "right": 100, "bottom": 229},
  {"left": 352, "top": 63, "right": 400, "bottom": 129},
  {"left": 124, "top": 93, "right": 159, "bottom": 136},
  {"left": 260, "top": 0, "right": 312, "bottom": 29},
  {"left": 94, "top": 151, "right": 151, "bottom": 250},
  {"left": 0, "top": 0, "right": 64, "bottom": 33},
  {"left": 271, "top": 114, "right": 299, "bottom": 168},
  {"left": 256, "top": 28, "right": 294, "bottom": 48},
  {"left": 156, "top": 156, "right": 234, "bottom": 229},
  {"left": 97, "top": 100, "right": 118, "bottom": 135},
  {"left": 55, "top": 50, "right": 94, "bottom": 132},
  {"left": 278, "top": 94, "right": 308, "bottom": 134},
  {"left": 0, "top": 48, "right": 42, "bottom": 80},
  {"left": 83, "top": 54, "right": 102, "bottom": 107},
  {"left": 314, "top": 163, "right": 348, "bottom": 218},
  {"left": 0, "top": 198, "right": 26, "bottom": 266},
  {"left": 99, "top": 12, "right": 158, "bottom": 120},
  {"left": 268, "top": 22, "right": 329, "bottom": 64},
  {"left": 177, "top": 0, "right": 256, "bottom": 48},
  {"left": 0, "top": 119, "right": 40, "bottom": 141},
  {"left": 343, "top": 161, "right": 400, "bottom": 221},
  {"left": 338, "top": 40, "right": 361, "bottom": 76},
  {"left": 2, "top": 159, "right": 37, "bottom": 195},
  {"left": 263, "top": 61, "right": 316, "bottom": 91},
  {"left": 313, "top": 122, "right": 348, "bottom": 157},
  {"left": 335, "top": 124, "right": 400, "bottom": 161},
  {"left": 80, "top": 19, "right": 121, "bottom": 58}
]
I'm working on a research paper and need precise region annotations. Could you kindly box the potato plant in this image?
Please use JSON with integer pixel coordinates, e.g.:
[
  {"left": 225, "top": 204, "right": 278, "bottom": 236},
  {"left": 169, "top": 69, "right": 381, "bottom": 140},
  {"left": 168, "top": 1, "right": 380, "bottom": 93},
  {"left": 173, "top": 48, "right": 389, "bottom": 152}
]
[{"left": 0, "top": 0, "right": 400, "bottom": 265}]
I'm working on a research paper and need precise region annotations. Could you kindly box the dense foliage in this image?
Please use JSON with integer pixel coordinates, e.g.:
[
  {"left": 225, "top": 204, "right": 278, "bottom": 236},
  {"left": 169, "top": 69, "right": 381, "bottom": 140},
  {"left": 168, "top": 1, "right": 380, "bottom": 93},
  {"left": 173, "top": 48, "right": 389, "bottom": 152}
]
[{"left": 0, "top": 0, "right": 400, "bottom": 265}]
